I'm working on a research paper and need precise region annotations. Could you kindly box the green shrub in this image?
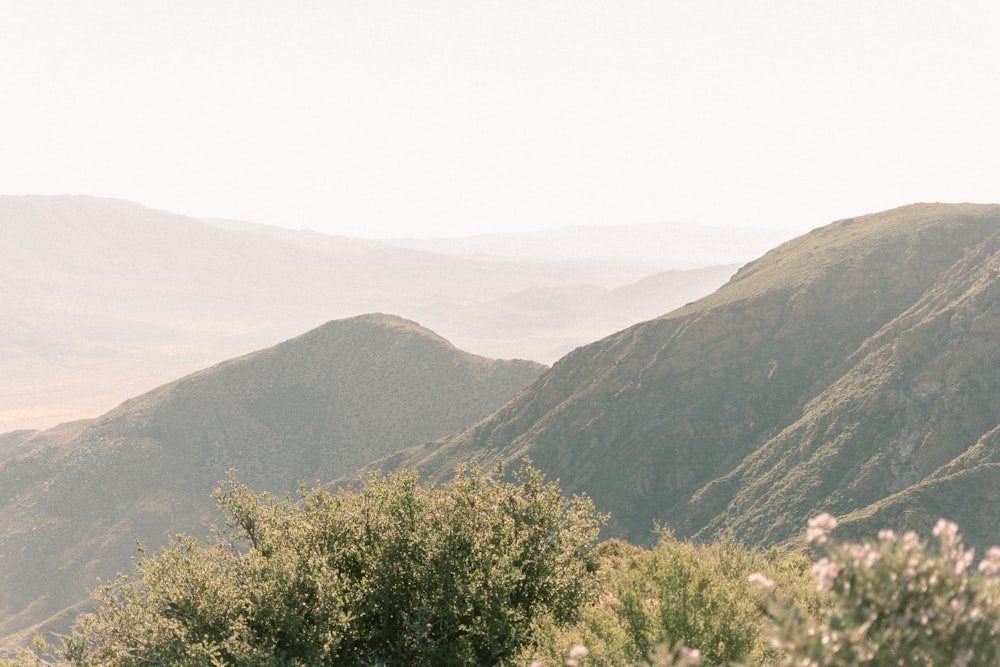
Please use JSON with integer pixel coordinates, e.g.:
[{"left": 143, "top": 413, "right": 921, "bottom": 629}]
[
  {"left": 62, "top": 461, "right": 603, "bottom": 666},
  {"left": 0, "top": 635, "right": 53, "bottom": 667},
  {"left": 614, "top": 532, "right": 764, "bottom": 665},
  {"left": 524, "top": 533, "right": 816, "bottom": 666}
]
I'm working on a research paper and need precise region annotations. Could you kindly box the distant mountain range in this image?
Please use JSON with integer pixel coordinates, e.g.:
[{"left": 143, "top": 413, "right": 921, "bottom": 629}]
[
  {"left": 388, "top": 222, "right": 794, "bottom": 268},
  {"left": 369, "top": 203, "right": 1000, "bottom": 549},
  {"left": 0, "top": 314, "right": 544, "bottom": 647},
  {"left": 1, "top": 195, "right": 747, "bottom": 432}
]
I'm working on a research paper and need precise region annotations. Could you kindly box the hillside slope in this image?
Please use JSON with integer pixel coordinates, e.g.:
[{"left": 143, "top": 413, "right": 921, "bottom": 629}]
[
  {"left": 373, "top": 204, "right": 1000, "bottom": 548},
  {"left": 0, "top": 314, "right": 544, "bottom": 647}
]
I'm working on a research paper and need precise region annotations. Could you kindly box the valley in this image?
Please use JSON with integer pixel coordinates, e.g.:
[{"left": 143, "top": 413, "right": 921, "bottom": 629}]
[{"left": 1, "top": 196, "right": 758, "bottom": 433}]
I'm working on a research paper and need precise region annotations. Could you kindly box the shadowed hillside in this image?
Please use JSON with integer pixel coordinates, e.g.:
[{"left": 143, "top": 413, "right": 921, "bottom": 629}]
[
  {"left": 371, "top": 204, "right": 1000, "bottom": 549},
  {"left": 0, "top": 315, "right": 544, "bottom": 647}
]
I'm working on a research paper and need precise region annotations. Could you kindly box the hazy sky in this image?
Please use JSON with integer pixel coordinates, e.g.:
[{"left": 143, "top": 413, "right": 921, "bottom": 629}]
[{"left": 3, "top": 1, "right": 998, "bottom": 239}]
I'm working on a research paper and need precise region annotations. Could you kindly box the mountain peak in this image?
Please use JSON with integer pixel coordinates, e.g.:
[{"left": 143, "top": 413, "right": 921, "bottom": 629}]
[
  {"left": 0, "top": 316, "right": 545, "bottom": 644},
  {"left": 312, "top": 313, "right": 457, "bottom": 348}
]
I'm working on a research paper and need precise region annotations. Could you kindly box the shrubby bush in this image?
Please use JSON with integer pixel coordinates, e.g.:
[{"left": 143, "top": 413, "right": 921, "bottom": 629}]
[
  {"left": 531, "top": 516, "right": 1000, "bottom": 667},
  {"left": 524, "top": 532, "right": 817, "bottom": 666},
  {"left": 21, "top": 471, "right": 1000, "bottom": 667},
  {"left": 758, "top": 514, "right": 1000, "bottom": 667},
  {"left": 61, "top": 461, "right": 603, "bottom": 666},
  {"left": 0, "top": 635, "right": 52, "bottom": 667}
]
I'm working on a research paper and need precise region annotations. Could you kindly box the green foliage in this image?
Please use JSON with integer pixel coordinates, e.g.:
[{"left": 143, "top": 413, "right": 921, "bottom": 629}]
[
  {"left": 524, "top": 533, "right": 816, "bottom": 666},
  {"left": 526, "top": 516, "right": 1000, "bottom": 667},
  {"left": 760, "top": 514, "right": 1000, "bottom": 667},
  {"left": 0, "top": 635, "right": 53, "bottom": 667},
  {"left": 52, "top": 468, "right": 1000, "bottom": 667},
  {"left": 62, "top": 461, "right": 603, "bottom": 666},
  {"left": 615, "top": 532, "right": 764, "bottom": 665}
]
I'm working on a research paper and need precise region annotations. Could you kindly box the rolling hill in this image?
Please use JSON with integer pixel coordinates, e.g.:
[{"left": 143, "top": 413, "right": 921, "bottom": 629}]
[
  {"left": 0, "top": 314, "right": 544, "bottom": 648},
  {"left": 370, "top": 203, "right": 1000, "bottom": 549}
]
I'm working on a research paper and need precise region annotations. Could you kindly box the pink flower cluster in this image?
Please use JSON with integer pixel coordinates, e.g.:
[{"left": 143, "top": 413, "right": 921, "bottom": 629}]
[{"left": 806, "top": 511, "right": 838, "bottom": 546}]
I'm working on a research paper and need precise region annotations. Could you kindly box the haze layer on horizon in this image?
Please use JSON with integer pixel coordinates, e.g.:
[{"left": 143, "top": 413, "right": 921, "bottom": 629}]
[{"left": 2, "top": 1, "right": 998, "bottom": 239}]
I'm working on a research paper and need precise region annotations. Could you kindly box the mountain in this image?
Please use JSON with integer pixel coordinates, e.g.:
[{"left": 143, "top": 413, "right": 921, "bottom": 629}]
[
  {"left": 409, "top": 265, "right": 741, "bottom": 362},
  {"left": 0, "top": 421, "right": 92, "bottom": 466},
  {"left": 387, "top": 222, "right": 795, "bottom": 269},
  {"left": 0, "top": 314, "right": 544, "bottom": 647},
  {"left": 369, "top": 203, "right": 1000, "bottom": 549},
  {"left": 1, "top": 195, "right": 740, "bottom": 432}
]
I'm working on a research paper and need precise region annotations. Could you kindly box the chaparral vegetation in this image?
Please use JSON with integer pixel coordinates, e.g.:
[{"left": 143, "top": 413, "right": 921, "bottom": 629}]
[{"left": 6, "top": 467, "right": 1000, "bottom": 667}]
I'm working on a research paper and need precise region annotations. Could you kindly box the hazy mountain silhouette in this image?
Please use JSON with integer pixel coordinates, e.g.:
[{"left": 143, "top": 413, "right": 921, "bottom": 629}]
[
  {"left": 2, "top": 195, "right": 743, "bottom": 432},
  {"left": 0, "top": 314, "right": 543, "bottom": 647},
  {"left": 369, "top": 204, "right": 1000, "bottom": 550},
  {"left": 388, "top": 223, "right": 794, "bottom": 268},
  {"left": 409, "top": 265, "right": 740, "bottom": 362}
]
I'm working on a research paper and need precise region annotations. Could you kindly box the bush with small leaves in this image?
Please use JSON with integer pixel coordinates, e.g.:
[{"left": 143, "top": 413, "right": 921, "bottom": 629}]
[
  {"left": 0, "top": 636, "right": 53, "bottom": 667},
  {"left": 62, "top": 461, "right": 603, "bottom": 666},
  {"left": 524, "top": 533, "right": 816, "bottom": 666},
  {"left": 757, "top": 514, "right": 1000, "bottom": 667}
]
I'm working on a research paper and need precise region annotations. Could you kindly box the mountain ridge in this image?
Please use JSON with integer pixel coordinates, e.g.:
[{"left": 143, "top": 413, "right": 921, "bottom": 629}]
[{"left": 364, "top": 203, "right": 1000, "bottom": 548}]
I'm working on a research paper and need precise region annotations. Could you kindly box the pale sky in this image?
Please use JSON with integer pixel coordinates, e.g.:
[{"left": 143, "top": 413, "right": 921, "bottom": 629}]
[{"left": 2, "top": 1, "right": 998, "bottom": 239}]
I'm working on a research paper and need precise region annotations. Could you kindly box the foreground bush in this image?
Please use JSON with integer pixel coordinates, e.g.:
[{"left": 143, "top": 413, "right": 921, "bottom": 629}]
[
  {"left": 525, "top": 533, "right": 817, "bottom": 666},
  {"left": 758, "top": 514, "right": 1000, "bottom": 667},
  {"left": 62, "top": 461, "right": 603, "bottom": 666},
  {"left": 531, "top": 517, "right": 1000, "bottom": 667}
]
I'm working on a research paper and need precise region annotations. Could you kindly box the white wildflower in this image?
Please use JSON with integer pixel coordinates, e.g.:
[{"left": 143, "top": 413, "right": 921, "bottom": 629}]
[
  {"left": 847, "top": 543, "right": 881, "bottom": 569},
  {"left": 952, "top": 548, "right": 975, "bottom": 576},
  {"left": 566, "top": 644, "right": 589, "bottom": 666},
  {"left": 747, "top": 572, "right": 776, "bottom": 592},
  {"left": 978, "top": 546, "right": 1000, "bottom": 575},
  {"left": 932, "top": 518, "right": 959, "bottom": 541},
  {"left": 807, "top": 512, "right": 838, "bottom": 545},
  {"left": 812, "top": 557, "right": 840, "bottom": 592},
  {"left": 877, "top": 528, "right": 897, "bottom": 542},
  {"left": 680, "top": 647, "right": 702, "bottom": 665}
]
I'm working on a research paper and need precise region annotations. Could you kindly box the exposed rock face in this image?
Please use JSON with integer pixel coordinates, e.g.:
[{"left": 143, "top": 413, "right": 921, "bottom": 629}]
[
  {"left": 376, "top": 204, "right": 1000, "bottom": 548},
  {"left": 0, "top": 314, "right": 544, "bottom": 647}
]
